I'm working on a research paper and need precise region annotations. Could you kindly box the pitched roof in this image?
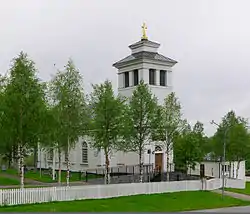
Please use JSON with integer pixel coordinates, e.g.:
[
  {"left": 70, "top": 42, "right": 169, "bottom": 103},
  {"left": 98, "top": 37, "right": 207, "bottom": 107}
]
[{"left": 113, "top": 51, "right": 177, "bottom": 68}]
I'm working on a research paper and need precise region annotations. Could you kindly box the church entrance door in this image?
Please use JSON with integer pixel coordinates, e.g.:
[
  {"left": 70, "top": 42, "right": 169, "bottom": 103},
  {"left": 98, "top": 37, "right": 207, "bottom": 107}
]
[{"left": 155, "top": 153, "right": 163, "bottom": 173}]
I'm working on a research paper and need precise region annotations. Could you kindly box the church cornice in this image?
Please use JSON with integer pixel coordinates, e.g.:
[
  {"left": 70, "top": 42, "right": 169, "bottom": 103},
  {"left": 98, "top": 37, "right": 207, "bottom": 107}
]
[{"left": 113, "top": 51, "right": 177, "bottom": 69}]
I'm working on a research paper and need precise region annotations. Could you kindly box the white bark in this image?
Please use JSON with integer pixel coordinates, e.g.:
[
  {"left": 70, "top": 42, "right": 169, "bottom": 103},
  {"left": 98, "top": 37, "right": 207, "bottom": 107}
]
[
  {"left": 139, "top": 151, "right": 143, "bottom": 183},
  {"left": 58, "top": 150, "right": 61, "bottom": 184},
  {"left": 236, "top": 161, "right": 240, "bottom": 179},
  {"left": 52, "top": 148, "right": 56, "bottom": 181},
  {"left": 19, "top": 146, "right": 24, "bottom": 189},
  {"left": 66, "top": 139, "right": 70, "bottom": 187},
  {"left": 17, "top": 147, "right": 21, "bottom": 173}
]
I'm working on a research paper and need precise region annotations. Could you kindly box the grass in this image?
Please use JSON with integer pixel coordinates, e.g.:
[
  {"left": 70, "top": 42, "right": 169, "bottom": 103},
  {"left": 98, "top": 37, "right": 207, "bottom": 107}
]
[
  {"left": 0, "top": 191, "right": 249, "bottom": 212},
  {"left": 226, "top": 182, "right": 250, "bottom": 195},
  {"left": 0, "top": 177, "right": 20, "bottom": 186},
  {"left": 1, "top": 169, "right": 101, "bottom": 183}
]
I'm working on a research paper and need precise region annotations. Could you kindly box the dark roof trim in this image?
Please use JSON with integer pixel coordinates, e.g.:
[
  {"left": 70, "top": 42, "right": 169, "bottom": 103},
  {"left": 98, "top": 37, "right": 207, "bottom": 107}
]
[{"left": 113, "top": 51, "right": 177, "bottom": 68}]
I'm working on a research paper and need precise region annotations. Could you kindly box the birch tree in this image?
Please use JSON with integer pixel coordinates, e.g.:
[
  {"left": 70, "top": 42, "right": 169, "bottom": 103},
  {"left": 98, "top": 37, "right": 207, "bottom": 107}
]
[
  {"left": 88, "top": 80, "right": 128, "bottom": 184},
  {"left": 50, "top": 59, "right": 88, "bottom": 186},
  {"left": 153, "top": 92, "right": 182, "bottom": 181},
  {"left": 175, "top": 121, "right": 206, "bottom": 174},
  {"left": 213, "top": 110, "right": 250, "bottom": 178},
  {"left": 1, "top": 52, "right": 46, "bottom": 188},
  {"left": 126, "top": 80, "right": 158, "bottom": 183}
]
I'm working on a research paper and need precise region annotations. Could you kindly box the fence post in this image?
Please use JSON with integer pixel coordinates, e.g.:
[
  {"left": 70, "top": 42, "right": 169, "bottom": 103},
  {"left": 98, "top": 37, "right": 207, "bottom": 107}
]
[{"left": 0, "top": 189, "right": 2, "bottom": 206}]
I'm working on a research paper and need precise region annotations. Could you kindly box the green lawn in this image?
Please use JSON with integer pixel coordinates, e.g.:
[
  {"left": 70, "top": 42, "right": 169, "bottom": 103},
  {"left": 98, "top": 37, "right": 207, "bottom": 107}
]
[
  {"left": 0, "top": 177, "right": 20, "bottom": 186},
  {"left": 226, "top": 182, "right": 250, "bottom": 195},
  {"left": 1, "top": 169, "right": 101, "bottom": 183},
  {"left": 0, "top": 191, "right": 249, "bottom": 212}
]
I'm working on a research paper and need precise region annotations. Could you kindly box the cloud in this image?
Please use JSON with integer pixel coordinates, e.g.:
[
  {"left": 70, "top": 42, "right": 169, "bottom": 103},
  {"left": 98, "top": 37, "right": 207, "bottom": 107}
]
[{"left": 0, "top": 0, "right": 249, "bottom": 136}]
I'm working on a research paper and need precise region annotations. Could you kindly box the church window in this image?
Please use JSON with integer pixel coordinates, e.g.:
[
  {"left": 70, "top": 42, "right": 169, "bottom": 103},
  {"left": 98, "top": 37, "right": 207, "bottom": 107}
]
[
  {"left": 160, "top": 70, "right": 167, "bottom": 86},
  {"left": 82, "top": 141, "right": 88, "bottom": 163},
  {"left": 133, "top": 69, "right": 138, "bottom": 86},
  {"left": 124, "top": 72, "right": 129, "bottom": 87},
  {"left": 149, "top": 69, "right": 156, "bottom": 85},
  {"left": 47, "top": 149, "right": 53, "bottom": 160}
]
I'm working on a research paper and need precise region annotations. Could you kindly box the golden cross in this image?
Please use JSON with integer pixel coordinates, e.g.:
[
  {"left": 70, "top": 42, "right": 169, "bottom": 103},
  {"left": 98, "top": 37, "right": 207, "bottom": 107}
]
[{"left": 141, "top": 22, "right": 148, "bottom": 40}]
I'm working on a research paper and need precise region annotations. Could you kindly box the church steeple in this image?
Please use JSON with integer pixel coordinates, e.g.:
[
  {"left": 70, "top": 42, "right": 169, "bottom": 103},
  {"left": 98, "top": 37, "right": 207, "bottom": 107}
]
[{"left": 113, "top": 25, "right": 177, "bottom": 105}]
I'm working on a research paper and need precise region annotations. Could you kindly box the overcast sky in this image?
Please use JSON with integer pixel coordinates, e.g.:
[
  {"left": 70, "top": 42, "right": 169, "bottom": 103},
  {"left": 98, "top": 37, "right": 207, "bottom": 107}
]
[{"left": 0, "top": 0, "right": 250, "bottom": 136}]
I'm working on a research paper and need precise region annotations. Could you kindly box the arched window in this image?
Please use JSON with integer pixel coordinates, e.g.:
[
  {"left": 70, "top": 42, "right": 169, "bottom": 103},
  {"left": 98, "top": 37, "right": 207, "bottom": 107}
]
[
  {"left": 155, "top": 145, "right": 162, "bottom": 152},
  {"left": 82, "top": 142, "right": 88, "bottom": 163}
]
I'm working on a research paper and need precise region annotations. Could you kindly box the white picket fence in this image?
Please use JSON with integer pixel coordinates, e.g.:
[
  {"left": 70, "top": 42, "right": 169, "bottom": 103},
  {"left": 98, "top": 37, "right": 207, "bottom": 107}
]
[{"left": 0, "top": 178, "right": 245, "bottom": 206}]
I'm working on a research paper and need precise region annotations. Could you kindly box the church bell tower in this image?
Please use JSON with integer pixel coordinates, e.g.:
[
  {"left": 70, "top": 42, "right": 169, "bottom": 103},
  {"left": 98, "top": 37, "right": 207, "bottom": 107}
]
[{"left": 113, "top": 23, "right": 178, "bottom": 105}]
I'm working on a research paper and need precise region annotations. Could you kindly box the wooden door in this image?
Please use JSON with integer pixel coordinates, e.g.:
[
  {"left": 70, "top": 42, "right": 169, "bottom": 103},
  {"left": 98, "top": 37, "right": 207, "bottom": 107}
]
[{"left": 155, "top": 153, "right": 163, "bottom": 173}]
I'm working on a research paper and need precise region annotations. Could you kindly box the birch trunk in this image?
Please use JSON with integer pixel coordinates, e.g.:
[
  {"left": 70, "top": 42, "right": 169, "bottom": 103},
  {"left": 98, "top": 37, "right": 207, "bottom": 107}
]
[
  {"left": 66, "top": 141, "right": 70, "bottom": 187},
  {"left": 236, "top": 160, "right": 240, "bottom": 179},
  {"left": 19, "top": 145, "right": 24, "bottom": 189},
  {"left": 17, "top": 147, "right": 21, "bottom": 173},
  {"left": 139, "top": 147, "right": 143, "bottom": 183},
  {"left": 229, "top": 161, "right": 232, "bottom": 178},
  {"left": 52, "top": 148, "right": 56, "bottom": 181},
  {"left": 105, "top": 151, "right": 110, "bottom": 184},
  {"left": 166, "top": 143, "right": 170, "bottom": 181},
  {"left": 33, "top": 146, "right": 38, "bottom": 170},
  {"left": 232, "top": 162, "right": 235, "bottom": 178},
  {"left": 58, "top": 149, "right": 62, "bottom": 184}
]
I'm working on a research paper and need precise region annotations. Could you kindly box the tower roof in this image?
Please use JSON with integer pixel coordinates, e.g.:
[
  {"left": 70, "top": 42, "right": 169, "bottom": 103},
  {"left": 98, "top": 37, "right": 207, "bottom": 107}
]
[
  {"left": 113, "top": 23, "right": 177, "bottom": 69},
  {"left": 113, "top": 50, "right": 177, "bottom": 68}
]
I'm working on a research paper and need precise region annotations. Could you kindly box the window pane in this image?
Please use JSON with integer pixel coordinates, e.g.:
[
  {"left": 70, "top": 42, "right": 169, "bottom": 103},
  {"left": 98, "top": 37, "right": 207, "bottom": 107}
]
[
  {"left": 149, "top": 69, "right": 155, "bottom": 85},
  {"left": 124, "top": 72, "right": 129, "bottom": 87},
  {"left": 133, "top": 70, "right": 138, "bottom": 86},
  {"left": 48, "top": 149, "right": 53, "bottom": 160},
  {"left": 160, "top": 70, "right": 166, "bottom": 86}
]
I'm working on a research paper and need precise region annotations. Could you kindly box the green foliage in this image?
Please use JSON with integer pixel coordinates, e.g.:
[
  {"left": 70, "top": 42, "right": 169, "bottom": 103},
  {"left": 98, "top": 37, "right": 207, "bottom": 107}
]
[
  {"left": 152, "top": 92, "right": 183, "bottom": 177},
  {"left": 174, "top": 121, "right": 206, "bottom": 171},
  {"left": 88, "top": 80, "right": 128, "bottom": 184},
  {"left": 88, "top": 80, "right": 128, "bottom": 153},
  {"left": 49, "top": 59, "right": 88, "bottom": 152},
  {"left": 0, "top": 52, "right": 46, "bottom": 161},
  {"left": 153, "top": 92, "right": 183, "bottom": 145},
  {"left": 48, "top": 59, "right": 88, "bottom": 184},
  {"left": 125, "top": 81, "right": 158, "bottom": 164},
  {"left": 212, "top": 110, "right": 250, "bottom": 162}
]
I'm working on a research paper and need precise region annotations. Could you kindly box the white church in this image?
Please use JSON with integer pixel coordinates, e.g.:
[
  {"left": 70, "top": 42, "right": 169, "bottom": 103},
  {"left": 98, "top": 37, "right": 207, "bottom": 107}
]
[{"left": 37, "top": 24, "right": 177, "bottom": 173}]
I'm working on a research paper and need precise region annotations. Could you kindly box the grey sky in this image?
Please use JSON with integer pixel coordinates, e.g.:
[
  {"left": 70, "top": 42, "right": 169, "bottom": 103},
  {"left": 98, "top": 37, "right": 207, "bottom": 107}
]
[{"left": 0, "top": 0, "right": 249, "bottom": 136}]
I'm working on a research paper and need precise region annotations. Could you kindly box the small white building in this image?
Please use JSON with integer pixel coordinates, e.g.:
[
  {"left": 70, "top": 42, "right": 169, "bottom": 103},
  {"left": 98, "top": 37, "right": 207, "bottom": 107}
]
[
  {"left": 37, "top": 25, "right": 177, "bottom": 173},
  {"left": 188, "top": 161, "right": 245, "bottom": 180}
]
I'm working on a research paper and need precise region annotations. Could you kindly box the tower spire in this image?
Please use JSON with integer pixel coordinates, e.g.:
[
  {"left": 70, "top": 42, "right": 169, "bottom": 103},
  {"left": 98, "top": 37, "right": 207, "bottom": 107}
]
[{"left": 141, "top": 22, "right": 148, "bottom": 40}]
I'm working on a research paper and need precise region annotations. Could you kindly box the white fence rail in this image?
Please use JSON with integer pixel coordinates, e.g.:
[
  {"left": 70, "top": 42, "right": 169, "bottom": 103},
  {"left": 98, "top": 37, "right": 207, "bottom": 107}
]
[{"left": 0, "top": 178, "right": 245, "bottom": 206}]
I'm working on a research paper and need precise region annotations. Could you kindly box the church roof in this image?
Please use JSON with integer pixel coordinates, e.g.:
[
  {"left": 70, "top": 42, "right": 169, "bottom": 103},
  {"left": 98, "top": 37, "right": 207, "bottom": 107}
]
[
  {"left": 113, "top": 51, "right": 177, "bottom": 68},
  {"left": 128, "top": 39, "right": 160, "bottom": 49}
]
